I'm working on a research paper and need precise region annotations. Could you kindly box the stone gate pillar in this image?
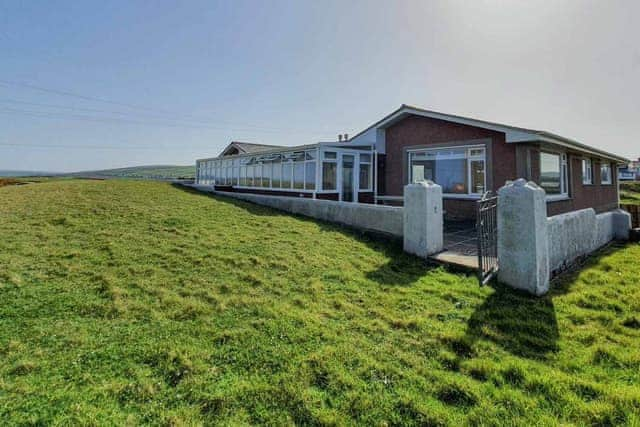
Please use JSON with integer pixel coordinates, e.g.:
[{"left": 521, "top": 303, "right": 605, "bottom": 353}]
[
  {"left": 403, "top": 181, "right": 443, "bottom": 258},
  {"left": 497, "top": 179, "right": 550, "bottom": 295}
]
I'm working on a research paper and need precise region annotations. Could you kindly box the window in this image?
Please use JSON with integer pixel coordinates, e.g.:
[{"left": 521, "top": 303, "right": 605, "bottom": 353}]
[
  {"left": 272, "top": 161, "right": 281, "bottom": 188},
  {"left": 540, "top": 152, "right": 568, "bottom": 196},
  {"left": 247, "top": 164, "right": 254, "bottom": 187},
  {"left": 305, "top": 161, "right": 316, "bottom": 190},
  {"left": 293, "top": 162, "right": 305, "bottom": 189},
  {"left": 322, "top": 152, "right": 337, "bottom": 191},
  {"left": 601, "top": 162, "right": 612, "bottom": 184},
  {"left": 282, "top": 162, "right": 292, "bottom": 188},
  {"left": 359, "top": 153, "right": 372, "bottom": 190},
  {"left": 262, "top": 162, "right": 271, "bottom": 187},
  {"left": 240, "top": 164, "right": 247, "bottom": 186},
  {"left": 582, "top": 159, "right": 593, "bottom": 184},
  {"left": 408, "top": 147, "right": 485, "bottom": 195}
]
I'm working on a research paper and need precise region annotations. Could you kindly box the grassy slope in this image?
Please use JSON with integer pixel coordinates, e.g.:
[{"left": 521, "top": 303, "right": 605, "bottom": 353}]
[
  {"left": 71, "top": 165, "right": 195, "bottom": 179},
  {"left": 0, "top": 180, "right": 639, "bottom": 425},
  {"left": 621, "top": 182, "right": 640, "bottom": 205}
]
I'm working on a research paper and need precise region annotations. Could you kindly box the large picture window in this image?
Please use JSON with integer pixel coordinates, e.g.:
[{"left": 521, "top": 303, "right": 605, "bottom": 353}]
[
  {"left": 409, "top": 147, "right": 486, "bottom": 195},
  {"left": 540, "top": 152, "right": 568, "bottom": 196}
]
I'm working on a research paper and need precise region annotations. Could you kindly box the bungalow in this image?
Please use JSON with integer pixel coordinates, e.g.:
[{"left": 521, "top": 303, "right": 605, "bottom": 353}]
[{"left": 195, "top": 105, "right": 628, "bottom": 219}]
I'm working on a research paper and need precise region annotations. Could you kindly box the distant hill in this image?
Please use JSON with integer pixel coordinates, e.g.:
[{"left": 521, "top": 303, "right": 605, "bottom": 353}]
[
  {"left": 70, "top": 165, "right": 195, "bottom": 180},
  {"left": 0, "top": 170, "right": 57, "bottom": 177}
]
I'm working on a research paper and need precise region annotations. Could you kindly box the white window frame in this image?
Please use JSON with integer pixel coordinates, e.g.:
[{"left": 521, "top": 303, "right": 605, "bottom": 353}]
[
  {"left": 407, "top": 145, "right": 486, "bottom": 198},
  {"left": 540, "top": 151, "right": 569, "bottom": 201},
  {"left": 358, "top": 153, "right": 373, "bottom": 191},
  {"left": 582, "top": 158, "right": 593, "bottom": 185},
  {"left": 204, "top": 145, "right": 374, "bottom": 201},
  {"left": 321, "top": 151, "right": 338, "bottom": 192},
  {"left": 600, "top": 162, "right": 612, "bottom": 185}
]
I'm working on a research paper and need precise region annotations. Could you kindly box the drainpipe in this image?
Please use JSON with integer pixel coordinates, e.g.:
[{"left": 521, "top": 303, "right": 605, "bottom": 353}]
[{"left": 373, "top": 145, "right": 378, "bottom": 204}]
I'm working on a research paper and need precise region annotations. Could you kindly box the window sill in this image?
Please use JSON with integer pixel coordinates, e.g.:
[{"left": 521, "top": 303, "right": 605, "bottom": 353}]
[
  {"left": 443, "top": 194, "right": 483, "bottom": 200},
  {"left": 546, "top": 195, "right": 571, "bottom": 203}
]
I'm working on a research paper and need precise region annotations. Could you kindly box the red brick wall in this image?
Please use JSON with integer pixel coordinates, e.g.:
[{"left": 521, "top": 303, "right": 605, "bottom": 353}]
[
  {"left": 545, "top": 155, "right": 619, "bottom": 217},
  {"left": 381, "top": 115, "right": 516, "bottom": 219},
  {"left": 382, "top": 115, "right": 516, "bottom": 196}
]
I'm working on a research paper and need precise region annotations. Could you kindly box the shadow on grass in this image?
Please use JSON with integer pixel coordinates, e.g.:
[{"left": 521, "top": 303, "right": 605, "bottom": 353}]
[
  {"left": 464, "top": 244, "right": 631, "bottom": 360},
  {"left": 464, "top": 283, "right": 559, "bottom": 360},
  {"left": 173, "top": 184, "right": 435, "bottom": 286}
]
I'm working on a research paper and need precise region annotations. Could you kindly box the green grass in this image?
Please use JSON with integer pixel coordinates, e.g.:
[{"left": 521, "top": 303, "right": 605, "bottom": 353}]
[
  {"left": 621, "top": 182, "right": 640, "bottom": 205},
  {"left": 1, "top": 180, "right": 639, "bottom": 425},
  {"left": 71, "top": 165, "right": 195, "bottom": 180}
]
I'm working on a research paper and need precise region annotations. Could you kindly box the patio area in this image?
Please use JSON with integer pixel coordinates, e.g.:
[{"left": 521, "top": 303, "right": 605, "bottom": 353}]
[{"left": 429, "top": 221, "right": 479, "bottom": 270}]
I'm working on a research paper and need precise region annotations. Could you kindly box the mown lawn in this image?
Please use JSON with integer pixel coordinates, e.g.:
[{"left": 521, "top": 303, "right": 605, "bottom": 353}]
[
  {"left": 621, "top": 182, "right": 640, "bottom": 205},
  {"left": 1, "top": 180, "right": 639, "bottom": 425}
]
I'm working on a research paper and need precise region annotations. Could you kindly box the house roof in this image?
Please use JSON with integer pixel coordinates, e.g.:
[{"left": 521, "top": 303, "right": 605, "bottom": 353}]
[
  {"left": 350, "top": 105, "right": 629, "bottom": 163},
  {"left": 219, "top": 141, "right": 285, "bottom": 157}
]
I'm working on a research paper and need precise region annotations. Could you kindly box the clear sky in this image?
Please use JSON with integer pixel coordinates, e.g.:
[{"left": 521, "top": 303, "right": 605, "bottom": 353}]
[{"left": 1, "top": 0, "right": 638, "bottom": 172}]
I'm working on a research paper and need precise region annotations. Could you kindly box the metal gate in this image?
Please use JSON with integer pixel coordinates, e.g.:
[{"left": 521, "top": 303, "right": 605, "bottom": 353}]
[{"left": 476, "top": 192, "right": 498, "bottom": 285}]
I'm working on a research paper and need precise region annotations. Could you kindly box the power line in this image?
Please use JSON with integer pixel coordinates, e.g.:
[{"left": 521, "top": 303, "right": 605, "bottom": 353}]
[
  {"left": 0, "top": 107, "right": 336, "bottom": 137},
  {"left": 0, "top": 79, "right": 170, "bottom": 114},
  {"left": 0, "top": 97, "right": 320, "bottom": 133},
  {"left": 0, "top": 79, "right": 340, "bottom": 135},
  {"left": 0, "top": 142, "right": 196, "bottom": 151}
]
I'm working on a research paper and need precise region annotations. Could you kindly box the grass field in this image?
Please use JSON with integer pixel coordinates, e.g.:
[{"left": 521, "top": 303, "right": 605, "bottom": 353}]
[
  {"left": 71, "top": 165, "right": 195, "bottom": 180},
  {"left": 621, "top": 181, "right": 640, "bottom": 205},
  {"left": 1, "top": 180, "right": 639, "bottom": 425}
]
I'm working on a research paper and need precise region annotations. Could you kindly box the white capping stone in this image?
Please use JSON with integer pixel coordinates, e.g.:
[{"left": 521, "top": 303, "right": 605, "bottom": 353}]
[
  {"left": 497, "top": 178, "right": 550, "bottom": 296},
  {"left": 403, "top": 181, "right": 444, "bottom": 258}
]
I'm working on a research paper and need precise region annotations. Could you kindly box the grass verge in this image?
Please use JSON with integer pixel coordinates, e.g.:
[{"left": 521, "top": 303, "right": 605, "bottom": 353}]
[{"left": 1, "top": 180, "right": 639, "bottom": 425}]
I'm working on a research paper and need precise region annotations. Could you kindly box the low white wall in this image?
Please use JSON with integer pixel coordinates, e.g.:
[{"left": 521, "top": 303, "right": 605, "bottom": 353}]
[
  {"left": 547, "top": 208, "right": 629, "bottom": 273},
  {"left": 189, "top": 185, "right": 403, "bottom": 238}
]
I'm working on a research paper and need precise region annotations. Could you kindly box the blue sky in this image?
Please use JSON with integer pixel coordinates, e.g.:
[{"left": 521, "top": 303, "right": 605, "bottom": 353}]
[{"left": 1, "top": 0, "right": 639, "bottom": 172}]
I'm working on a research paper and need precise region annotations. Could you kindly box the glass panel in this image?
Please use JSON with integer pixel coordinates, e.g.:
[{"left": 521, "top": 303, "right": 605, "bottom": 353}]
[
  {"left": 282, "top": 162, "right": 292, "bottom": 188},
  {"left": 469, "top": 148, "right": 485, "bottom": 157},
  {"left": 262, "top": 162, "right": 271, "bottom": 187},
  {"left": 359, "top": 163, "right": 370, "bottom": 190},
  {"left": 360, "top": 153, "right": 371, "bottom": 163},
  {"left": 293, "top": 162, "right": 305, "bottom": 189},
  {"left": 305, "top": 150, "right": 317, "bottom": 160},
  {"left": 540, "top": 152, "right": 561, "bottom": 194},
  {"left": 582, "top": 159, "right": 592, "bottom": 184},
  {"left": 272, "top": 162, "right": 281, "bottom": 188},
  {"left": 410, "top": 155, "right": 467, "bottom": 193},
  {"left": 247, "top": 165, "right": 254, "bottom": 187},
  {"left": 342, "top": 155, "right": 355, "bottom": 202},
  {"left": 470, "top": 160, "right": 485, "bottom": 194},
  {"left": 254, "top": 164, "right": 263, "bottom": 187},
  {"left": 601, "top": 163, "right": 611, "bottom": 184},
  {"left": 305, "top": 161, "right": 316, "bottom": 190},
  {"left": 240, "top": 166, "right": 246, "bottom": 186},
  {"left": 322, "top": 162, "right": 337, "bottom": 190},
  {"left": 324, "top": 151, "right": 337, "bottom": 160}
]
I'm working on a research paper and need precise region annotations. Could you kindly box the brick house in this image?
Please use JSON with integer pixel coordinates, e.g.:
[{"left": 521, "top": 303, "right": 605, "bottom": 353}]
[{"left": 195, "top": 105, "right": 628, "bottom": 219}]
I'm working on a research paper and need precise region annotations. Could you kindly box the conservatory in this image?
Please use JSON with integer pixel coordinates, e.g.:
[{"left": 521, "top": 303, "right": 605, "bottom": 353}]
[{"left": 195, "top": 143, "right": 375, "bottom": 203}]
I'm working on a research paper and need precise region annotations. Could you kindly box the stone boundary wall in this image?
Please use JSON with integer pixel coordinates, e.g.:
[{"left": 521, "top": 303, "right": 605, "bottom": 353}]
[
  {"left": 187, "top": 184, "right": 403, "bottom": 238},
  {"left": 547, "top": 208, "right": 631, "bottom": 274}
]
